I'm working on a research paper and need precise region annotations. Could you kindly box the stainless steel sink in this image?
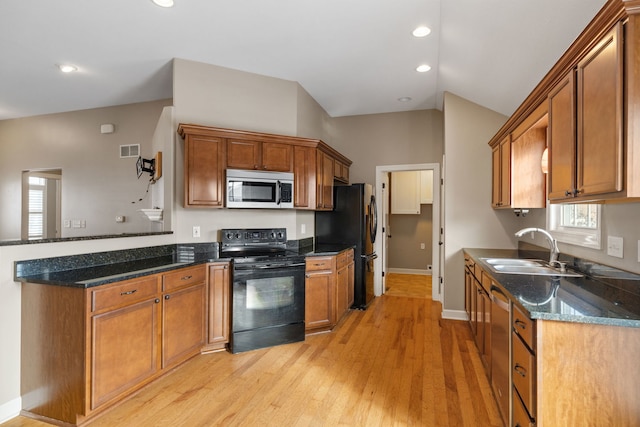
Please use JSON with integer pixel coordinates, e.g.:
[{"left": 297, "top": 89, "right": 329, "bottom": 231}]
[
  {"left": 480, "top": 258, "right": 583, "bottom": 277},
  {"left": 482, "top": 258, "right": 544, "bottom": 267}
]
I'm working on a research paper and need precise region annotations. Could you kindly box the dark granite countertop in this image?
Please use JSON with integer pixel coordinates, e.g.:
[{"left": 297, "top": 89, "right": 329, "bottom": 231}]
[
  {"left": 15, "top": 243, "right": 223, "bottom": 288},
  {"left": 14, "top": 241, "right": 355, "bottom": 288},
  {"left": 463, "top": 248, "right": 640, "bottom": 328}
]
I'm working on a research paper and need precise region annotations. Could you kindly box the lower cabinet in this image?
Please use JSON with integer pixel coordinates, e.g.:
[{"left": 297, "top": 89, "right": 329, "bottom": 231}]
[
  {"left": 203, "top": 262, "right": 231, "bottom": 352},
  {"left": 21, "top": 264, "right": 208, "bottom": 425},
  {"left": 305, "top": 249, "right": 354, "bottom": 333}
]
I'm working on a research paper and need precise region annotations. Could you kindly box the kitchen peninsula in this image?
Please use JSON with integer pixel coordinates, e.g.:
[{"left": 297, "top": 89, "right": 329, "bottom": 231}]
[{"left": 15, "top": 240, "right": 354, "bottom": 426}]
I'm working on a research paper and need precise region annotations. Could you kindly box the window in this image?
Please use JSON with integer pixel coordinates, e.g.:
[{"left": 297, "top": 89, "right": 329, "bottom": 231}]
[
  {"left": 28, "top": 176, "right": 46, "bottom": 239},
  {"left": 548, "top": 203, "right": 601, "bottom": 249}
]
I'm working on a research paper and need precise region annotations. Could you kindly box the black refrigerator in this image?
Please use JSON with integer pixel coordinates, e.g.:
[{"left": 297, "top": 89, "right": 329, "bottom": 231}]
[{"left": 315, "top": 183, "right": 377, "bottom": 309}]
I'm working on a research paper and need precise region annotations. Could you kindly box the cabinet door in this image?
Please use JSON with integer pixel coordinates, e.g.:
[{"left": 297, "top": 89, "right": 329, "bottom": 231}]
[
  {"left": 491, "top": 136, "right": 511, "bottom": 208},
  {"left": 347, "top": 259, "right": 355, "bottom": 308},
  {"left": 305, "top": 271, "right": 335, "bottom": 331},
  {"left": 162, "top": 282, "right": 207, "bottom": 369},
  {"left": 511, "top": 127, "right": 546, "bottom": 208},
  {"left": 207, "top": 263, "right": 230, "bottom": 347},
  {"left": 262, "top": 142, "right": 293, "bottom": 172},
  {"left": 185, "top": 135, "right": 225, "bottom": 207},
  {"left": 391, "top": 171, "right": 420, "bottom": 214},
  {"left": 227, "top": 139, "right": 260, "bottom": 170},
  {"left": 316, "top": 151, "right": 334, "bottom": 210},
  {"left": 480, "top": 288, "right": 491, "bottom": 370},
  {"left": 293, "top": 145, "right": 316, "bottom": 209},
  {"left": 91, "top": 298, "right": 160, "bottom": 410},
  {"left": 336, "top": 265, "right": 348, "bottom": 319},
  {"left": 548, "top": 71, "right": 577, "bottom": 200},
  {"left": 576, "top": 23, "right": 623, "bottom": 197}
]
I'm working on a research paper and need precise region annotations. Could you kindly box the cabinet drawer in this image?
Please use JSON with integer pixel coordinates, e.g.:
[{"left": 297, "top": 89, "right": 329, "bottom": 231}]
[
  {"left": 513, "top": 304, "right": 535, "bottom": 350},
  {"left": 91, "top": 276, "right": 160, "bottom": 313},
  {"left": 336, "top": 252, "right": 348, "bottom": 269},
  {"left": 513, "top": 388, "right": 534, "bottom": 427},
  {"left": 163, "top": 266, "right": 206, "bottom": 292},
  {"left": 513, "top": 332, "right": 536, "bottom": 415},
  {"left": 306, "top": 256, "right": 335, "bottom": 272}
]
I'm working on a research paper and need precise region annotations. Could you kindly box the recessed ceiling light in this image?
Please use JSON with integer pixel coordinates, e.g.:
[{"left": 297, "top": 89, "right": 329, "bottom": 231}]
[
  {"left": 412, "top": 26, "right": 431, "bottom": 38},
  {"left": 151, "top": 0, "right": 174, "bottom": 7},
  {"left": 416, "top": 64, "right": 431, "bottom": 73},
  {"left": 398, "top": 97, "right": 412, "bottom": 102},
  {"left": 57, "top": 64, "right": 78, "bottom": 73}
]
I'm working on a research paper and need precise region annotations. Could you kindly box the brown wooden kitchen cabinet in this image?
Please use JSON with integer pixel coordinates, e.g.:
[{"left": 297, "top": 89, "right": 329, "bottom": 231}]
[
  {"left": 21, "top": 264, "right": 207, "bottom": 425},
  {"left": 293, "top": 144, "right": 317, "bottom": 208},
  {"left": 227, "top": 139, "right": 293, "bottom": 172},
  {"left": 161, "top": 266, "right": 207, "bottom": 369},
  {"left": 178, "top": 124, "right": 226, "bottom": 208},
  {"left": 463, "top": 254, "right": 490, "bottom": 371},
  {"left": 305, "top": 255, "right": 336, "bottom": 332},
  {"left": 203, "top": 262, "right": 231, "bottom": 352},
  {"left": 491, "top": 135, "right": 511, "bottom": 208},
  {"left": 305, "top": 249, "right": 354, "bottom": 333},
  {"left": 548, "top": 23, "right": 623, "bottom": 202},
  {"left": 316, "top": 150, "right": 335, "bottom": 210},
  {"left": 178, "top": 124, "right": 351, "bottom": 211}
]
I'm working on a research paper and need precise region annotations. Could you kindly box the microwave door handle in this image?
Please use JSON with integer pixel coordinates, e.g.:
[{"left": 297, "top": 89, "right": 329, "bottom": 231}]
[{"left": 276, "top": 180, "right": 282, "bottom": 206}]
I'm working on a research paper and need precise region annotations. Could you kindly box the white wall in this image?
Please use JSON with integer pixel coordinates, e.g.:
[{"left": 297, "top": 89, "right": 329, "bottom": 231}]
[{"left": 442, "top": 92, "right": 517, "bottom": 318}]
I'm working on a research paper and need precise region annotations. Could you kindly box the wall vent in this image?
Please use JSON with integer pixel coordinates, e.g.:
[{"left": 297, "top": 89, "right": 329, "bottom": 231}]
[{"left": 120, "top": 144, "right": 140, "bottom": 158}]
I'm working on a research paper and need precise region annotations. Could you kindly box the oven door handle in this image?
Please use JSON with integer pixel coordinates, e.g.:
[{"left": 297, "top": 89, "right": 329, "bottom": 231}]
[{"left": 236, "top": 262, "right": 306, "bottom": 271}]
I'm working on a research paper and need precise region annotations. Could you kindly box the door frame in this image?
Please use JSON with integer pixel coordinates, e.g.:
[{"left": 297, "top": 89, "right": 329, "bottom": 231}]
[{"left": 374, "top": 163, "right": 442, "bottom": 302}]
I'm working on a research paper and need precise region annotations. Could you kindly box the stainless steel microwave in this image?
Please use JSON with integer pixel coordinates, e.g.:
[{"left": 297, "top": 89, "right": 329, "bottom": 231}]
[{"left": 226, "top": 169, "right": 294, "bottom": 209}]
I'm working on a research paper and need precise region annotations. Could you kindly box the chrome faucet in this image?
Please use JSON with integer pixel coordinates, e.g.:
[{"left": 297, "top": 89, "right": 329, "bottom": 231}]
[{"left": 514, "top": 227, "right": 559, "bottom": 264}]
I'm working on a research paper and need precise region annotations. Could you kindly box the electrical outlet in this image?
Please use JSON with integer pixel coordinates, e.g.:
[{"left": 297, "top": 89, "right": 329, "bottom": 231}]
[
  {"left": 420, "top": 243, "right": 426, "bottom": 250},
  {"left": 607, "top": 236, "right": 623, "bottom": 258},
  {"left": 301, "top": 224, "right": 306, "bottom": 235},
  {"left": 637, "top": 240, "right": 640, "bottom": 263},
  {"left": 115, "top": 215, "right": 125, "bottom": 223},
  {"left": 192, "top": 226, "right": 201, "bottom": 238}
]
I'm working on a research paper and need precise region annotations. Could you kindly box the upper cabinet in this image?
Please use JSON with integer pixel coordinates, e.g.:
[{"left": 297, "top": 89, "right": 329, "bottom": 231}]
[
  {"left": 391, "top": 170, "right": 433, "bottom": 214},
  {"left": 227, "top": 139, "right": 293, "bottom": 172},
  {"left": 490, "top": 101, "right": 547, "bottom": 210},
  {"left": 488, "top": 0, "right": 640, "bottom": 204},
  {"left": 548, "top": 23, "right": 623, "bottom": 201},
  {"left": 178, "top": 125, "right": 226, "bottom": 208},
  {"left": 178, "top": 124, "right": 351, "bottom": 210}
]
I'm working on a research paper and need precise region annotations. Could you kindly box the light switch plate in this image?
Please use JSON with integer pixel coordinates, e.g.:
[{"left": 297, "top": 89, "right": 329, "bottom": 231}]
[{"left": 607, "top": 236, "right": 624, "bottom": 258}]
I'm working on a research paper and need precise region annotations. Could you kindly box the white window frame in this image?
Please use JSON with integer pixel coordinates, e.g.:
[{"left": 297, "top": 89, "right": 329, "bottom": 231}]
[{"left": 547, "top": 203, "right": 602, "bottom": 249}]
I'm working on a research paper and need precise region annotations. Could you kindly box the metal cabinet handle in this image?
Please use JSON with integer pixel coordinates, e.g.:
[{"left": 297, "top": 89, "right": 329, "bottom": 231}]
[
  {"left": 515, "top": 319, "right": 527, "bottom": 330},
  {"left": 120, "top": 289, "right": 137, "bottom": 296},
  {"left": 154, "top": 298, "right": 160, "bottom": 303},
  {"left": 514, "top": 364, "right": 527, "bottom": 378},
  {"left": 164, "top": 294, "right": 171, "bottom": 300},
  {"left": 181, "top": 275, "right": 193, "bottom": 281}
]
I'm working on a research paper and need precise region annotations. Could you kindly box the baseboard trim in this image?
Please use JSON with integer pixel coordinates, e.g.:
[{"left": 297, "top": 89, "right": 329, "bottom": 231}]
[
  {"left": 441, "top": 309, "right": 468, "bottom": 321},
  {"left": 0, "top": 397, "right": 21, "bottom": 424},
  {"left": 387, "top": 268, "right": 431, "bottom": 275}
]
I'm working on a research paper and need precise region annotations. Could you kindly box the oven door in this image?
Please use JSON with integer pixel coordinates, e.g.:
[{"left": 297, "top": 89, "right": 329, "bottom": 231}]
[{"left": 231, "top": 261, "right": 305, "bottom": 352}]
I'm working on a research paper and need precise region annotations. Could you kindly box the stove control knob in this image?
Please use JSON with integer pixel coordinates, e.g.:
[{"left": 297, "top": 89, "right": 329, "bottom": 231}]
[
  {"left": 225, "top": 232, "right": 234, "bottom": 240},
  {"left": 235, "top": 233, "right": 242, "bottom": 239},
  {"left": 277, "top": 231, "right": 284, "bottom": 239},
  {"left": 269, "top": 231, "right": 276, "bottom": 239}
]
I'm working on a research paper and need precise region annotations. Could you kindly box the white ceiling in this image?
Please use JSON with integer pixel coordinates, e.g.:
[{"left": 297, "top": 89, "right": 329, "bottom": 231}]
[{"left": 0, "top": 0, "right": 607, "bottom": 121}]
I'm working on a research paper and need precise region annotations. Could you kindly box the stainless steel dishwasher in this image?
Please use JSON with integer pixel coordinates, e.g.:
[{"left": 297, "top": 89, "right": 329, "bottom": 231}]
[{"left": 490, "top": 284, "right": 511, "bottom": 426}]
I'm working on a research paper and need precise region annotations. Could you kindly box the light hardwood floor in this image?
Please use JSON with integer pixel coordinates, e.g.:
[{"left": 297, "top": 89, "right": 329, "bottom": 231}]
[
  {"left": 384, "top": 273, "right": 432, "bottom": 298},
  {"left": 3, "top": 274, "right": 501, "bottom": 427}
]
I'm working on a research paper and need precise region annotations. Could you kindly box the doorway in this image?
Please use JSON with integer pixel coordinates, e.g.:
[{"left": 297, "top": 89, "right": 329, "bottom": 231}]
[
  {"left": 21, "top": 169, "right": 62, "bottom": 240},
  {"left": 375, "top": 163, "right": 442, "bottom": 301}
]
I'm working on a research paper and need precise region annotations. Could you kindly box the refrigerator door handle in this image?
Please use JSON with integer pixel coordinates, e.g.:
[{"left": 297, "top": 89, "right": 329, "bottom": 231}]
[{"left": 362, "top": 253, "right": 378, "bottom": 261}]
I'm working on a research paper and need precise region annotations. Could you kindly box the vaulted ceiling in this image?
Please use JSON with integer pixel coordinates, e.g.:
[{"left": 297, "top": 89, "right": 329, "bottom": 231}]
[{"left": 0, "top": 0, "right": 607, "bottom": 121}]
